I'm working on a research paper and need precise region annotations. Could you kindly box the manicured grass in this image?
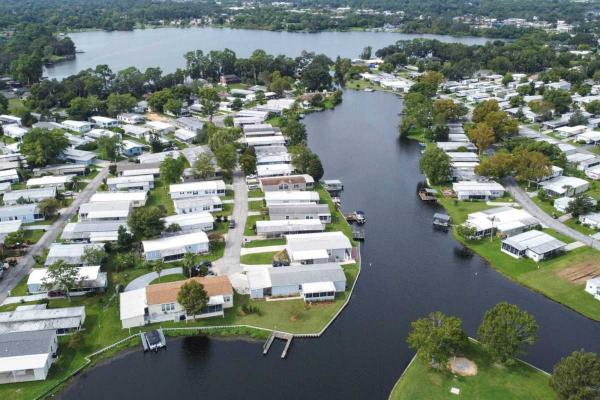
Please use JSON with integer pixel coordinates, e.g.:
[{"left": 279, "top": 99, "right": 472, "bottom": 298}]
[
  {"left": 146, "top": 181, "right": 174, "bottom": 214},
  {"left": 316, "top": 185, "right": 354, "bottom": 243},
  {"left": 390, "top": 341, "right": 555, "bottom": 400},
  {"left": 9, "top": 274, "right": 30, "bottom": 296},
  {"left": 248, "top": 199, "right": 265, "bottom": 212},
  {"left": 564, "top": 218, "right": 597, "bottom": 236},
  {"left": 247, "top": 188, "right": 263, "bottom": 198},
  {"left": 244, "top": 214, "right": 269, "bottom": 236},
  {"left": 212, "top": 221, "right": 230, "bottom": 234},
  {"left": 23, "top": 229, "right": 45, "bottom": 244},
  {"left": 150, "top": 273, "right": 186, "bottom": 285},
  {"left": 23, "top": 216, "right": 58, "bottom": 226},
  {"left": 243, "top": 238, "right": 286, "bottom": 248},
  {"left": 532, "top": 196, "right": 562, "bottom": 218},
  {"left": 240, "top": 251, "right": 278, "bottom": 265},
  {"left": 438, "top": 195, "right": 600, "bottom": 321},
  {"left": 223, "top": 189, "right": 235, "bottom": 200},
  {"left": 214, "top": 203, "right": 233, "bottom": 217}
]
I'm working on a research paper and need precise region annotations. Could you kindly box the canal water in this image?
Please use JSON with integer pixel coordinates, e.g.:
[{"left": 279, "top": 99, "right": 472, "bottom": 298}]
[
  {"left": 44, "top": 27, "right": 492, "bottom": 80},
  {"left": 58, "top": 91, "right": 600, "bottom": 400}
]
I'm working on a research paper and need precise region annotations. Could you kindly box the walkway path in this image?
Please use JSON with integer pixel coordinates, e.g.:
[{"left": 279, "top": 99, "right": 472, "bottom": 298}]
[
  {"left": 505, "top": 178, "right": 600, "bottom": 250},
  {"left": 1, "top": 293, "right": 48, "bottom": 306},
  {"left": 213, "top": 170, "right": 247, "bottom": 276},
  {"left": 124, "top": 267, "right": 183, "bottom": 291},
  {"left": 0, "top": 167, "right": 109, "bottom": 304},
  {"left": 240, "top": 245, "right": 285, "bottom": 255}
]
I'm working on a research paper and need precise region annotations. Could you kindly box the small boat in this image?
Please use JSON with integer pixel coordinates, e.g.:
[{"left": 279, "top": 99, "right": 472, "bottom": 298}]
[
  {"left": 433, "top": 213, "right": 451, "bottom": 229},
  {"left": 323, "top": 179, "right": 344, "bottom": 192},
  {"left": 298, "top": 113, "right": 305, "bottom": 119},
  {"left": 364, "top": 88, "right": 374, "bottom": 92},
  {"left": 346, "top": 211, "right": 366, "bottom": 225},
  {"left": 418, "top": 188, "right": 438, "bottom": 202}
]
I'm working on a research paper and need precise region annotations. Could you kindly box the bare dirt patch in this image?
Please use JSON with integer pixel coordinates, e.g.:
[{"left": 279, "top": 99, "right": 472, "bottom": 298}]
[
  {"left": 449, "top": 357, "right": 478, "bottom": 376},
  {"left": 558, "top": 261, "right": 600, "bottom": 284}
]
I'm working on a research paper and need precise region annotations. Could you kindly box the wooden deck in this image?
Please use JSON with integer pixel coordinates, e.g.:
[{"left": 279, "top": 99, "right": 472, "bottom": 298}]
[{"left": 263, "top": 331, "right": 294, "bottom": 358}]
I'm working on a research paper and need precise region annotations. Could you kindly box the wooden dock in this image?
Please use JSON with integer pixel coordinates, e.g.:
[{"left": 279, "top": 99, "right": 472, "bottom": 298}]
[
  {"left": 352, "top": 227, "right": 365, "bottom": 241},
  {"left": 263, "top": 332, "right": 294, "bottom": 358}
]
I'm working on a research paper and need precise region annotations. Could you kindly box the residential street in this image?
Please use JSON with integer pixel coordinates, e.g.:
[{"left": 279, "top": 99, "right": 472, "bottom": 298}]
[
  {"left": 0, "top": 166, "right": 109, "bottom": 303},
  {"left": 504, "top": 177, "right": 600, "bottom": 250},
  {"left": 213, "top": 169, "right": 247, "bottom": 277}
]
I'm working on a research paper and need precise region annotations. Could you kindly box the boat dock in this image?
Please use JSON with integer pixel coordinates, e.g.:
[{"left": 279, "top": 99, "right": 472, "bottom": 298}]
[
  {"left": 352, "top": 227, "right": 365, "bottom": 241},
  {"left": 141, "top": 329, "right": 166, "bottom": 352},
  {"left": 418, "top": 188, "right": 438, "bottom": 202},
  {"left": 263, "top": 331, "right": 294, "bottom": 358}
]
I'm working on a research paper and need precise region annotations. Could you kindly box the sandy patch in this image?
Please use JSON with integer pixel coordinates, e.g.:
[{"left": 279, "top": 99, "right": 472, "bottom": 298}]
[
  {"left": 449, "top": 357, "right": 478, "bottom": 376},
  {"left": 558, "top": 261, "right": 600, "bottom": 284}
]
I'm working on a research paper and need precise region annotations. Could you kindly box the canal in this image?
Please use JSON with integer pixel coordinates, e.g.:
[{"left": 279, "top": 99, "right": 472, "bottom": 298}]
[{"left": 58, "top": 90, "right": 600, "bottom": 400}]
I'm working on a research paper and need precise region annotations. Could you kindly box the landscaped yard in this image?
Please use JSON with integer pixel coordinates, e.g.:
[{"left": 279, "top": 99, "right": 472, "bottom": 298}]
[
  {"left": 240, "top": 251, "right": 278, "bottom": 265},
  {"left": 390, "top": 341, "right": 555, "bottom": 400},
  {"left": 438, "top": 195, "right": 600, "bottom": 321},
  {"left": 316, "top": 186, "right": 354, "bottom": 242},
  {"left": 247, "top": 188, "right": 263, "bottom": 198},
  {"left": 146, "top": 181, "right": 174, "bottom": 214},
  {"left": 243, "top": 238, "right": 286, "bottom": 248},
  {"left": 23, "top": 229, "right": 45, "bottom": 244},
  {"left": 244, "top": 214, "right": 269, "bottom": 236},
  {"left": 150, "top": 273, "right": 186, "bottom": 285},
  {"left": 248, "top": 199, "right": 265, "bottom": 212}
]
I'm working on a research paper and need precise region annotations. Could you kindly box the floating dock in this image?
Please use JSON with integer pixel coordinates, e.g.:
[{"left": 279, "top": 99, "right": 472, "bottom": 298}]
[
  {"left": 263, "top": 332, "right": 294, "bottom": 358},
  {"left": 352, "top": 227, "right": 365, "bottom": 241},
  {"left": 141, "top": 329, "right": 166, "bottom": 352},
  {"left": 418, "top": 188, "right": 438, "bottom": 202}
]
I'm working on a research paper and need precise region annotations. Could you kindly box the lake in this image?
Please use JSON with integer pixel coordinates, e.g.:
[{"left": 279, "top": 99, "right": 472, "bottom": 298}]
[
  {"left": 45, "top": 27, "right": 493, "bottom": 80},
  {"left": 58, "top": 91, "right": 600, "bottom": 400}
]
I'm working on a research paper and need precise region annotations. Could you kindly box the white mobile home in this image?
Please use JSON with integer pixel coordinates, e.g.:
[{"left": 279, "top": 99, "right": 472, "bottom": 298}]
[
  {"left": 3, "top": 125, "right": 28, "bottom": 140},
  {"left": 61, "top": 120, "right": 93, "bottom": 133},
  {"left": 585, "top": 277, "right": 600, "bottom": 301},
  {"left": 0, "top": 304, "right": 86, "bottom": 335},
  {"left": 137, "top": 150, "right": 180, "bottom": 164},
  {"left": 61, "top": 220, "right": 127, "bottom": 243},
  {"left": 465, "top": 207, "right": 539, "bottom": 238},
  {"left": 259, "top": 175, "right": 315, "bottom": 192},
  {"left": 28, "top": 266, "right": 107, "bottom": 294},
  {"left": 78, "top": 201, "right": 132, "bottom": 222},
  {"left": 61, "top": 148, "right": 96, "bottom": 165},
  {"left": 26, "top": 175, "right": 73, "bottom": 189},
  {"left": 44, "top": 243, "right": 104, "bottom": 266},
  {"left": 285, "top": 232, "right": 352, "bottom": 265},
  {"left": 121, "top": 140, "right": 145, "bottom": 157},
  {"left": 169, "top": 180, "right": 226, "bottom": 200},
  {"left": 90, "top": 116, "right": 118, "bottom": 128},
  {"left": 118, "top": 113, "right": 145, "bottom": 124},
  {"left": 539, "top": 176, "right": 589, "bottom": 197},
  {"left": 173, "top": 196, "right": 223, "bottom": 214},
  {"left": 0, "top": 204, "right": 43, "bottom": 223},
  {"left": 162, "top": 212, "right": 214, "bottom": 233},
  {"left": 3, "top": 188, "right": 56, "bottom": 205},
  {"left": 0, "top": 330, "right": 58, "bottom": 384},
  {"left": 106, "top": 175, "right": 154, "bottom": 192},
  {"left": 142, "top": 231, "right": 209, "bottom": 261},
  {"left": 256, "top": 163, "right": 294, "bottom": 178},
  {"left": 268, "top": 203, "right": 331, "bottom": 223},
  {"left": 501, "top": 230, "right": 566, "bottom": 261},
  {"left": 122, "top": 124, "right": 151, "bottom": 140},
  {"left": 452, "top": 181, "right": 505, "bottom": 201},
  {"left": 89, "top": 191, "right": 147, "bottom": 207},
  {"left": 247, "top": 263, "right": 346, "bottom": 300},
  {"left": 0, "top": 169, "right": 20, "bottom": 184},
  {"left": 256, "top": 219, "right": 324, "bottom": 238},
  {"left": 579, "top": 212, "right": 600, "bottom": 229},
  {"left": 264, "top": 191, "right": 319, "bottom": 206},
  {"left": 146, "top": 121, "right": 174, "bottom": 135}
]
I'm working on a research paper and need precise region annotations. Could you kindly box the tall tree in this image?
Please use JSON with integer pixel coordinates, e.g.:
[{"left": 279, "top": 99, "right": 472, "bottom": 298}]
[
  {"left": 193, "top": 153, "right": 216, "bottom": 179},
  {"left": 407, "top": 311, "right": 468, "bottom": 369},
  {"left": 20, "top": 128, "right": 69, "bottom": 167},
  {"left": 513, "top": 150, "right": 552, "bottom": 186},
  {"left": 160, "top": 155, "right": 186, "bottom": 185},
  {"left": 42, "top": 260, "right": 80, "bottom": 301},
  {"left": 177, "top": 280, "right": 209, "bottom": 319},
  {"left": 477, "top": 302, "right": 538, "bottom": 364},
  {"left": 419, "top": 147, "right": 451, "bottom": 184},
  {"left": 550, "top": 351, "right": 600, "bottom": 400},
  {"left": 128, "top": 206, "right": 165, "bottom": 239},
  {"left": 199, "top": 87, "right": 220, "bottom": 122},
  {"left": 468, "top": 123, "right": 496, "bottom": 154},
  {"left": 214, "top": 144, "right": 237, "bottom": 180},
  {"left": 153, "top": 260, "right": 165, "bottom": 283}
]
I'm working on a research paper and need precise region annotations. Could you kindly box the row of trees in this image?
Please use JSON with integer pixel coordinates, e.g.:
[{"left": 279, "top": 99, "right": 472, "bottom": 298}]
[{"left": 408, "top": 304, "right": 600, "bottom": 399}]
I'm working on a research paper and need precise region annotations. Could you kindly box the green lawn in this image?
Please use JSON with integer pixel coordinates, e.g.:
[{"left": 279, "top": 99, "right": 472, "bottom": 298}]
[
  {"left": 9, "top": 274, "right": 30, "bottom": 296},
  {"left": 243, "top": 238, "right": 286, "bottom": 248},
  {"left": 23, "top": 216, "right": 58, "bottom": 226},
  {"left": 150, "top": 273, "right": 186, "bottom": 285},
  {"left": 223, "top": 189, "right": 235, "bottom": 200},
  {"left": 564, "top": 219, "right": 597, "bottom": 236},
  {"left": 437, "top": 194, "right": 600, "bottom": 321},
  {"left": 390, "top": 341, "right": 555, "bottom": 400},
  {"left": 247, "top": 188, "right": 263, "bottom": 198},
  {"left": 23, "top": 229, "right": 45, "bottom": 244},
  {"left": 244, "top": 214, "right": 269, "bottom": 236},
  {"left": 532, "top": 196, "right": 562, "bottom": 219},
  {"left": 214, "top": 203, "right": 233, "bottom": 217},
  {"left": 316, "top": 185, "right": 354, "bottom": 243},
  {"left": 248, "top": 199, "right": 265, "bottom": 212},
  {"left": 146, "top": 181, "right": 174, "bottom": 214},
  {"left": 240, "top": 251, "right": 278, "bottom": 265}
]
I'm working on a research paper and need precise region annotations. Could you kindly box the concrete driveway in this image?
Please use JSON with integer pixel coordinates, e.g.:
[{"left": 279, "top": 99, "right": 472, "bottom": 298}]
[{"left": 124, "top": 267, "right": 183, "bottom": 291}]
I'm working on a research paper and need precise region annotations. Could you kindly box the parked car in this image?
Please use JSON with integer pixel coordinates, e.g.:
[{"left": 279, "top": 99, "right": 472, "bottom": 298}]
[{"left": 228, "top": 219, "right": 236, "bottom": 228}]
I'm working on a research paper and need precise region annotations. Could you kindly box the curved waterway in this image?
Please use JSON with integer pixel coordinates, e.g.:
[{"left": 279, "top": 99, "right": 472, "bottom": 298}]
[
  {"left": 45, "top": 27, "right": 493, "bottom": 80},
  {"left": 58, "top": 91, "right": 600, "bottom": 400}
]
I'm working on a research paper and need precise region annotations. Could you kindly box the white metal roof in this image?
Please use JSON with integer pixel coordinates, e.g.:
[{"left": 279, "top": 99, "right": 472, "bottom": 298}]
[
  {"left": 119, "top": 288, "right": 147, "bottom": 320},
  {"left": 169, "top": 180, "right": 226, "bottom": 194},
  {"left": 28, "top": 266, "right": 101, "bottom": 285},
  {"left": 264, "top": 191, "right": 319, "bottom": 204},
  {"left": 301, "top": 281, "right": 336, "bottom": 293},
  {"left": 142, "top": 231, "right": 208, "bottom": 253},
  {"left": 90, "top": 191, "right": 147, "bottom": 204},
  {"left": 163, "top": 212, "right": 214, "bottom": 227},
  {"left": 27, "top": 175, "right": 73, "bottom": 186},
  {"left": 286, "top": 231, "right": 351, "bottom": 254},
  {"left": 502, "top": 230, "right": 566, "bottom": 254}
]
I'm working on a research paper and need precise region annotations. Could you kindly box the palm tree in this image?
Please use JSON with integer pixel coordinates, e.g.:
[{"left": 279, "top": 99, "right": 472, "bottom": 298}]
[
  {"left": 182, "top": 253, "right": 197, "bottom": 278},
  {"left": 153, "top": 260, "right": 165, "bottom": 283}
]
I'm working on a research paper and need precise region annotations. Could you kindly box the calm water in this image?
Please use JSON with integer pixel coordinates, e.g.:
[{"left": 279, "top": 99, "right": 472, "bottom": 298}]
[
  {"left": 45, "top": 27, "right": 492, "bottom": 80},
  {"left": 59, "top": 91, "right": 600, "bottom": 400}
]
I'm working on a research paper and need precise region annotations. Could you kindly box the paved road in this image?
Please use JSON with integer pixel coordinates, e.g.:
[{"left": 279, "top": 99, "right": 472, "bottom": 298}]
[
  {"left": 124, "top": 267, "right": 183, "bottom": 291},
  {"left": 0, "top": 166, "right": 109, "bottom": 303},
  {"left": 504, "top": 177, "right": 600, "bottom": 250},
  {"left": 213, "top": 170, "right": 247, "bottom": 276}
]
